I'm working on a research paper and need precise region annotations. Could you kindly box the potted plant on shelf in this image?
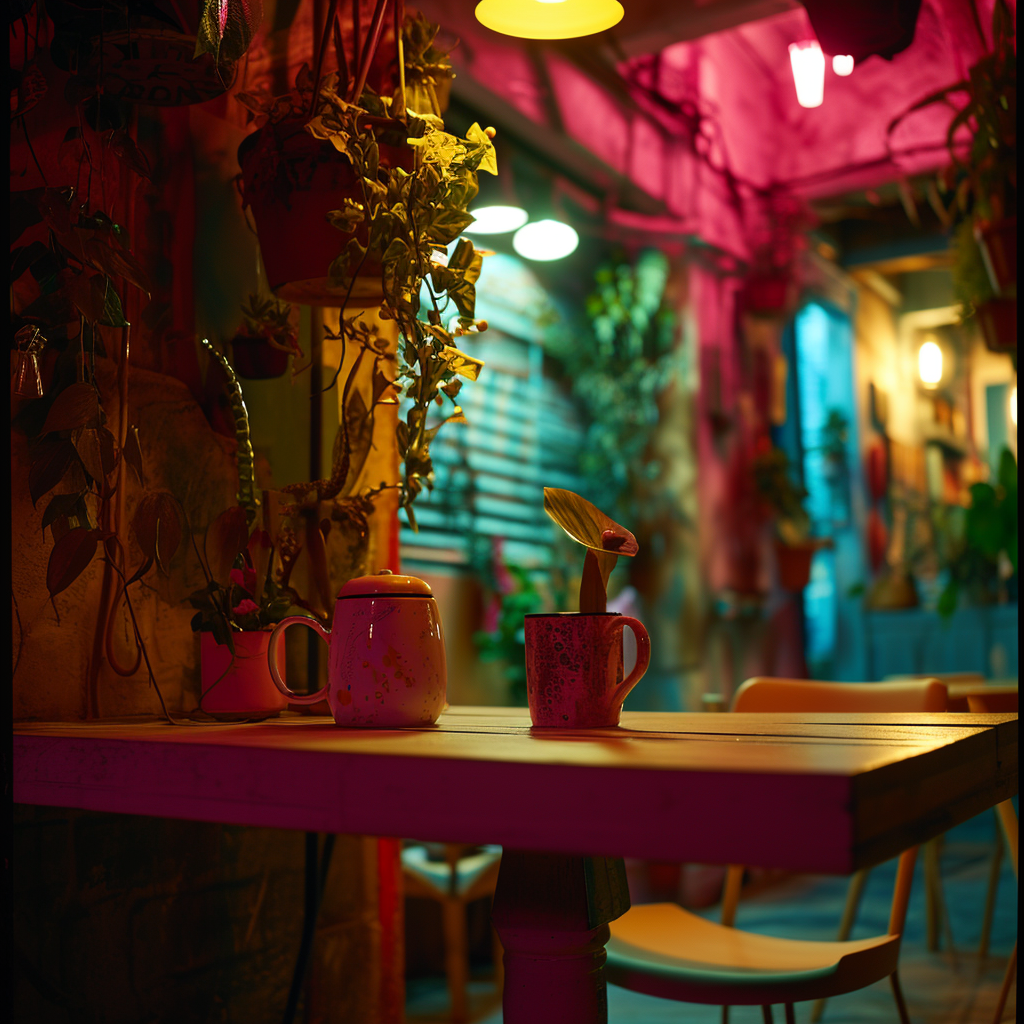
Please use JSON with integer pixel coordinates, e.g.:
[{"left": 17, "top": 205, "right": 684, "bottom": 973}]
[
  {"left": 889, "top": 0, "right": 1015, "bottom": 358},
  {"left": 937, "top": 447, "right": 1018, "bottom": 616},
  {"left": 753, "top": 441, "right": 831, "bottom": 591},
  {"left": 229, "top": 292, "right": 303, "bottom": 379},
  {"left": 187, "top": 340, "right": 293, "bottom": 719}
]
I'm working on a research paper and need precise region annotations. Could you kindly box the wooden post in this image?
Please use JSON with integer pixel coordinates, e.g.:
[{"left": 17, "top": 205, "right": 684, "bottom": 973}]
[{"left": 491, "top": 852, "right": 630, "bottom": 1024}]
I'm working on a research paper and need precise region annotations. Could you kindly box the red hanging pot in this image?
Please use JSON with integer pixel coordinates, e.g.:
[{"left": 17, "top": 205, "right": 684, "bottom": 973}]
[
  {"left": 774, "top": 538, "right": 831, "bottom": 592},
  {"left": 975, "top": 217, "right": 1017, "bottom": 296},
  {"left": 230, "top": 336, "right": 291, "bottom": 379},
  {"left": 866, "top": 441, "right": 888, "bottom": 502},
  {"left": 238, "top": 120, "right": 413, "bottom": 307},
  {"left": 742, "top": 273, "right": 795, "bottom": 317},
  {"left": 976, "top": 298, "right": 1018, "bottom": 355}
]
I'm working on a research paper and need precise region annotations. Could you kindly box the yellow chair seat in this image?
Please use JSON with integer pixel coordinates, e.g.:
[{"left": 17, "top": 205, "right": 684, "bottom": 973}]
[{"left": 607, "top": 902, "right": 901, "bottom": 1006}]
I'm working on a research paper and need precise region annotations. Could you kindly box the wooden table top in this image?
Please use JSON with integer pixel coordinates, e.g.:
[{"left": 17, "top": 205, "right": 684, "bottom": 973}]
[{"left": 14, "top": 707, "right": 1017, "bottom": 874}]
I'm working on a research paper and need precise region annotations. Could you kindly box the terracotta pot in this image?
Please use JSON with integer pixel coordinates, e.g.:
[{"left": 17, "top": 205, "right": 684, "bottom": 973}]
[
  {"left": 866, "top": 441, "right": 888, "bottom": 502},
  {"left": 866, "top": 509, "right": 889, "bottom": 573},
  {"left": 774, "top": 540, "right": 819, "bottom": 591},
  {"left": 199, "top": 630, "right": 288, "bottom": 720},
  {"left": 238, "top": 122, "right": 413, "bottom": 307},
  {"left": 976, "top": 298, "right": 1017, "bottom": 354},
  {"left": 975, "top": 218, "right": 1017, "bottom": 296},
  {"left": 230, "top": 336, "right": 290, "bottom": 379}
]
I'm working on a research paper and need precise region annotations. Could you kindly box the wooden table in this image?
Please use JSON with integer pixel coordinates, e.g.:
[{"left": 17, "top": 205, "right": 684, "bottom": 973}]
[{"left": 14, "top": 707, "right": 1018, "bottom": 1023}]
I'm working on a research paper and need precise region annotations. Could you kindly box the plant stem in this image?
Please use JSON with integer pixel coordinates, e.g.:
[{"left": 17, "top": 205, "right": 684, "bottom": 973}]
[
  {"left": 308, "top": 0, "right": 342, "bottom": 120},
  {"left": 352, "top": 0, "right": 389, "bottom": 104}
]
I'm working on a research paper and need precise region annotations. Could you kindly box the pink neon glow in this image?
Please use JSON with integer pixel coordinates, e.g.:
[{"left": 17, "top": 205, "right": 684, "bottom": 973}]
[{"left": 789, "top": 40, "right": 825, "bottom": 108}]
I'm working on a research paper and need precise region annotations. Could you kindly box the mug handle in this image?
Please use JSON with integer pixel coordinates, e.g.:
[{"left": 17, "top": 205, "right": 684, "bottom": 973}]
[
  {"left": 611, "top": 616, "right": 651, "bottom": 709},
  {"left": 268, "top": 615, "right": 331, "bottom": 706}
]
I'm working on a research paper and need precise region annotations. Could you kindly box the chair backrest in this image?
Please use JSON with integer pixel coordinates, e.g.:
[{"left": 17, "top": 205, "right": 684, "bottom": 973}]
[
  {"left": 722, "top": 676, "right": 947, "bottom": 936},
  {"left": 731, "top": 676, "right": 948, "bottom": 713}
]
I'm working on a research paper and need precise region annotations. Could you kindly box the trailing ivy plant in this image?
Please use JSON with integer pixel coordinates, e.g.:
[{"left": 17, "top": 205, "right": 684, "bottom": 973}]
[{"left": 237, "top": 11, "right": 495, "bottom": 531}]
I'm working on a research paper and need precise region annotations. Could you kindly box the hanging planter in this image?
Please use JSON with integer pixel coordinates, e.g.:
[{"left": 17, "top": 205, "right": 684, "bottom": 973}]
[
  {"left": 54, "top": 1, "right": 261, "bottom": 108},
  {"left": 230, "top": 336, "right": 292, "bottom": 379},
  {"left": 976, "top": 298, "right": 1018, "bottom": 355},
  {"left": 199, "top": 631, "right": 288, "bottom": 720},
  {"left": 975, "top": 217, "right": 1017, "bottom": 296},
  {"left": 741, "top": 272, "right": 795, "bottom": 317},
  {"left": 774, "top": 537, "right": 831, "bottom": 592},
  {"left": 238, "top": 121, "right": 413, "bottom": 306}
]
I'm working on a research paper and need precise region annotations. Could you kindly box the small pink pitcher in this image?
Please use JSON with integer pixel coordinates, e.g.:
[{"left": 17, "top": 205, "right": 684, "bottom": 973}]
[
  {"left": 267, "top": 570, "right": 447, "bottom": 728},
  {"left": 525, "top": 612, "right": 651, "bottom": 728}
]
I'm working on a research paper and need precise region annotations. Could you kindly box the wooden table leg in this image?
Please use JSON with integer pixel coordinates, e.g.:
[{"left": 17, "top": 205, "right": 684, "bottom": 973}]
[{"left": 491, "top": 851, "right": 630, "bottom": 1024}]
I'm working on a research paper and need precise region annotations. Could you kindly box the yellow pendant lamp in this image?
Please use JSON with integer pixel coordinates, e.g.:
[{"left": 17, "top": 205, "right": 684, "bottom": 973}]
[{"left": 475, "top": 0, "right": 624, "bottom": 40}]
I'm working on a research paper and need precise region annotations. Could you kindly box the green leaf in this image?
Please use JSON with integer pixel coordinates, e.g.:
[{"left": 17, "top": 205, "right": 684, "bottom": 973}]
[
  {"left": 997, "top": 448, "right": 1017, "bottom": 494},
  {"left": 936, "top": 580, "right": 959, "bottom": 619},
  {"left": 123, "top": 425, "right": 145, "bottom": 487},
  {"left": 543, "top": 488, "right": 639, "bottom": 556},
  {"left": 46, "top": 527, "right": 100, "bottom": 597},
  {"left": 194, "top": 0, "right": 262, "bottom": 64},
  {"left": 41, "top": 491, "right": 87, "bottom": 533},
  {"left": 132, "top": 491, "right": 184, "bottom": 574},
  {"left": 75, "top": 427, "right": 117, "bottom": 485},
  {"left": 41, "top": 383, "right": 100, "bottom": 435}
]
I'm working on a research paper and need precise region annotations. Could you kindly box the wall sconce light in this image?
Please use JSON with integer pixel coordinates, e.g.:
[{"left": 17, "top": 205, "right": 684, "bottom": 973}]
[
  {"left": 512, "top": 218, "right": 579, "bottom": 261},
  {"left": 918, "top": 339, "right": 943, "bottom": 388},
  {"left": 789, "top": 40, "right": 825, "bottom": 108},
  {"left": 832, "top": 54, "right": 854, "bottom": 76},
  {"left": 475, "top": 0, "right": 623, "bottom": 40},
  {"left": 465, "top": 205, "right": 529, "bottom": 235}
]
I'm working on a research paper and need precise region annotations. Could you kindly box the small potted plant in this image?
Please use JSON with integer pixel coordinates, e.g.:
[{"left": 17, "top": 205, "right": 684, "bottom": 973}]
[
  {"left": 188, "top": 504, "right": 294, "bottom": 719},
  {"left": 889, "top": 0, "right": 1015, "bottom": 355},
  {"left": 523, "top": 488, "right": 650, "bottom": 729},
  {"left": 230, "top": 292, "right": 302, "bottom": 379},
  {"left": 753, "top": 442, "right": 831, "bottom": 591}
]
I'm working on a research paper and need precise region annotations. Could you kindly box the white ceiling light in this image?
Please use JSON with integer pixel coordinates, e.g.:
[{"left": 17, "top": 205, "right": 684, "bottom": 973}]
[
  {"left": 832, "top": 54, "right": 855, "bottom": 76},
  {"left": 789, "top": 40, "right": 825, "bottom": 108},
  {"left": 918, "top": 340, "right": 943, "bottom": 387},
  {"left": 465, "top": 205, "right": 530, "bottom": 235},
  {"left": 512, "top": 219, "right": 579, "bottom": 261}
]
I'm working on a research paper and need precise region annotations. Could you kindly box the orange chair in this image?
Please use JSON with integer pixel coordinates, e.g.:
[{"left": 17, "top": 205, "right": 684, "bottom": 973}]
[
  {"left": 967, "top": 691, "right": 1018, "bottom": 1024},
  {"left": 402, "top": 843, "right": 503, "bottom": 1023},
  {"left": 606, "top": 677, "right": 947, "bottom": 1024}
]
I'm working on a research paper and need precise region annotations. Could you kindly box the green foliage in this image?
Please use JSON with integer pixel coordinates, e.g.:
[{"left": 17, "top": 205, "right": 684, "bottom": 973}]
[
  {"left": 938, "top": 447, "right": 1018, "bottom": 616},
  {"left": 470, "top": 541, "right": 544, "bottom": 705},
  {"left": 752, "top": 444, "right": 811, "bottom": 540},
  {"left": 243, "top": 16, "right": 497, "bottom": 529},
  {"left": 239, "top": 292, "right": 301, "bottom": 356},
  {"left": 950, "top": 218, "right": 996, "bottom": 314},
  {"left": 547, "top": 250, "right": 678, "bottom": 527}
]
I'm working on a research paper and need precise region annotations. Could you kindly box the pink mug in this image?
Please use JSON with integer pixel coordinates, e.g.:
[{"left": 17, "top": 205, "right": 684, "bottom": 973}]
[
  {"left": 525, "top": 612, "right": 651, "bottom": 728},
  {"left": 267, "top": 570, "right": 447, "bottom": 728}
]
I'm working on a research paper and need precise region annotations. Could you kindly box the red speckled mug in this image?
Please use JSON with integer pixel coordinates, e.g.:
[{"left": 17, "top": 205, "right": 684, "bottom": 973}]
[{"left": 525, "top": 612, "right": 651, "bottom": 729}]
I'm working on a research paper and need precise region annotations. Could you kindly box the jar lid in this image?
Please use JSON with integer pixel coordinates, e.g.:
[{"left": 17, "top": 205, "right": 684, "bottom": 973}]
[{"left": 336, "top": 569, "right": 433, "bottom": 598}]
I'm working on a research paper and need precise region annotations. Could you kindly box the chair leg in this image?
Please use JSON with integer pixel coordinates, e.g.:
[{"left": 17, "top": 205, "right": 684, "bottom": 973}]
[
  {"left": 810, "top": 867, "right": 870, "bottom": 1023},
  {"left": 924, "top": 837, "right": 954, "bottom": 953},
  {"left": 784, "top": 1005, "right": 796, "bottom": 1024},
  {"left": 761, "top": 1006, "right": 774, "bottom": 1024},
  {"left": 979, "top": 825, "right": 1004, "bottom": 959},
  {"left": 992, "top": 942, "right": 1017, "bottom": 1024},
  {"left": 491, "top": 924, "right": 504, "bottom": 993},
  {"left": 721, "top": 1006, "right": 729, "bottom": 1024},
  {"left": 890, "top": 969, "right": 912, "bottom": 1024},
  {"left": 441, "top": 899, "right": 469, "bottom": 1024}
]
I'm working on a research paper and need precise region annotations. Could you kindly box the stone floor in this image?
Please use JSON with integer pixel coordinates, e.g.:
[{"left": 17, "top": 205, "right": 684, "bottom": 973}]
[{"left": 405, "top": 810, "right": 1017, "bottom": 1024}]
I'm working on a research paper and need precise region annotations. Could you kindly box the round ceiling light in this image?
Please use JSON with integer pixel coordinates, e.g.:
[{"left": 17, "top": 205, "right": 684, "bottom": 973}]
[
  {"left": 512, "top": 219, "right": 579, "bottom": 261},
  {"left": 832, "top": 54, "right": 855, "bottom": 76},
  {"left": 789, "top": 40, "right": 825, "bottom": 108},
  {"left": 475, "top": 0, "right": 624, "bottom": 41},
  {"left": 465, "top": 205, "right": 530, "bottom": 235}
]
